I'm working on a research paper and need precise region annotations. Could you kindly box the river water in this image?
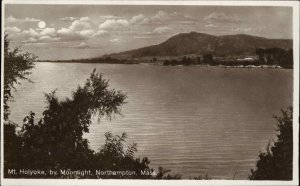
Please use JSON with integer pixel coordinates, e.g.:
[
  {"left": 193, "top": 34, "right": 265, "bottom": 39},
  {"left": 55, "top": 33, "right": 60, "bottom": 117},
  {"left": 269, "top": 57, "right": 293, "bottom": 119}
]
[{"left": 9, "top": 62, "right": 293, "bottom": 179}]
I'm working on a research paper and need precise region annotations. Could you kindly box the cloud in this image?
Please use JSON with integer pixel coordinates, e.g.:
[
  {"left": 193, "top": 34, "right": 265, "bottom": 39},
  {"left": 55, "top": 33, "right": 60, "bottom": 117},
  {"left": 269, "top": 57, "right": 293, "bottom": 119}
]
[
  {"left": 99, "top": 19, "right": 130, "bottom": 31},
  {"left": 69, "top": 17, "right": 92, "bottom": 31},
  {"left": 205, "top": 23, "right": 218, "bottom": 28},
  {"left": 57, "top": 17, "right": 92, "bottom": 37},
  {"left": 79, "top": 17, "right": 91, "bottom": 22},
  {"left": 130, "top": 14, "right": 145, "bottom": 24},
  {"left": 100, "top": 15, "right": 123, "bottom": 19},
  {"left": 7, "top": 28, "right": 51, "bottom": 43},
  {"left": 152, "top": 26, "right": 172, "bottom": 34},
  {"left": 169, "top": 12, "right": 197, "bottom": 24},
  {"left": 21, "top": 28, "right": 60, "bottom": 43},
  {"left": 57, "top": 17, "right": 95, "bottom": 41},
  {"left": 96, "top": 11, "right": 195, "bottom": 33},
  {"left": 60, "top": 17, "right": 76, "bottom": 21},
  {"left": 5, "top": 26, "right": 21, "bottom": 33},
  {"left": 7, "top": 16, "right": 104, "bottom": 44},
  {"left": 140, "top": 11, "right": 196, "bottom": 25},
  {"left": 38, "top": 35, "right": 60, "bottom": 42},
  {"left": 40, "top": 27, "right": 56, "bottom": 36},
  {"left": 6, "top": 16, "right": 17, "bottom": 23},
  {"left": 73, "top": 42, "right": 90, "bottom": 49},
  {"left": 7, "top": 26, "right": 58, "bottom": 44},
  {"left": 98, "top": 14, "right": 143, "bottom": 32},
  {"left": 140, "top": 11, "right": 170, "bottom": 25},
  {"left": 110, "top": 38, "right": 121, "bottom": 43},
  {"left": 94, "top": 30, "right": 109, "bottom": 37},
  {"left": 137, "top": 26, "right": 172, "bottom": 36},
  {"left": 79, "top": 29, "right": 95, "bottom": 37},
  {"left": 6, "top": 16, "right": 41, "bottom": 23},
  {"left": 232, "top": 27, "right": 253, "bottom": 33},
  {"left": 66, "top": 42, "right": 103, "bottom": 49},
  {"left": 133, "top": 35, "right": 152, "bottom": 39},
  {"left": 22, "top": 28, "right": 40, "bottom": 38},
  {"left": 151, "top": 11, "right": 170, "bottom": 22},
  {"left": 96, "top": 10, "right": 195, "bottom": 33},
  {"left": 204, "top": 12, "right": 241, "bottom": 24},
  {"left": 56, "top": 27, "right": 71, "bottom": 35},
  {"left": 56, "top": 30, "right": 87, "bottom": 41},
  {"left": 24, "top": 37, "right": 38, "bottom": 43}
]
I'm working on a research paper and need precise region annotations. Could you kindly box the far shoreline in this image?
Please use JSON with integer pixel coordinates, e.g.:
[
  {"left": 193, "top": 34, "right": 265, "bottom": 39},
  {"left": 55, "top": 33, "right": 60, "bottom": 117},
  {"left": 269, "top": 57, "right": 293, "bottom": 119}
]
[{"left": 34, "top": 61, "right": 292, "bottom": 69}]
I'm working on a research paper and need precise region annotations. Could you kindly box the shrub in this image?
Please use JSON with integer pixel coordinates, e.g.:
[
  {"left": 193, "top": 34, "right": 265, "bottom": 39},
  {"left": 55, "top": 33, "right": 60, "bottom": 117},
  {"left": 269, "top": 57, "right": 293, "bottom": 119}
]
[{"left": 249, "top": 107, "right": 293, "bottom": 180}]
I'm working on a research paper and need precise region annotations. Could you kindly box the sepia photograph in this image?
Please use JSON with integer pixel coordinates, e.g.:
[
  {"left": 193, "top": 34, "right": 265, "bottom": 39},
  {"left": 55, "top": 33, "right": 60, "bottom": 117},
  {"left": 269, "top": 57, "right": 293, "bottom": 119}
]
[{"left": 1, "top": 1, "right": 299, "bottom": 186}]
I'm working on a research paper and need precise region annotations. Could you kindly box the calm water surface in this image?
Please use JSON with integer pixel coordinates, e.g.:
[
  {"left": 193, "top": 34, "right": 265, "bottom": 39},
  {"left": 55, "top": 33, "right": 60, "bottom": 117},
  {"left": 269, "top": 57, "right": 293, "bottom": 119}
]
[{"left": 9, "top": 63, "right": 293, "bottom": 179}]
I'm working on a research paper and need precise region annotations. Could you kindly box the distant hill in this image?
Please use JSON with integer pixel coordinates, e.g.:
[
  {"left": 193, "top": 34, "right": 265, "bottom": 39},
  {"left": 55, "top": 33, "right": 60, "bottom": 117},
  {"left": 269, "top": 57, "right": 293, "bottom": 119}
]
[{"left": 108, "top": 32, "right": 292, "bottom": 59}]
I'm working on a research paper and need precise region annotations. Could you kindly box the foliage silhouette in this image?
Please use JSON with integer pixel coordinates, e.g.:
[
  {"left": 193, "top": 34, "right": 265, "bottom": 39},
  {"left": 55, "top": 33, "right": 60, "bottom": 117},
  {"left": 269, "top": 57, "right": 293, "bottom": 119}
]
[
  {"left": 202, "top": 54, "right": 214, "bottom": 65},
  {"left": 4, "top": 33, "right": 36, "bottom": 121},
  {"left": 92, "top": 131, "right": 154, "bottom": 179},
  {"left": 155, "top": 166, "right": 181, "bottom": 179},
  {"left": 256, "top": 48, "right": 293, "bottom": 68},
  {"left": 191, "top": 174, "right": 212, "bottom": 180},
  {"left": 163, "top": 56, "right": 195, "bottom": 66},
  {"left": 249, "top": 107, "right": 293, "bottom": 180},
  {"left": 5, "top": 70, "right": 127, "bottom": 177}
]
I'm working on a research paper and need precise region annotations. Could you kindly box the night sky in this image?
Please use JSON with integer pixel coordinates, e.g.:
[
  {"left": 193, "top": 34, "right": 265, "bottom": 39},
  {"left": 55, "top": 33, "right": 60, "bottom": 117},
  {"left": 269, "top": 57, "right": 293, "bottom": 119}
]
[{"left": 4, "top": 4, "right": 293, "bottom": 60}]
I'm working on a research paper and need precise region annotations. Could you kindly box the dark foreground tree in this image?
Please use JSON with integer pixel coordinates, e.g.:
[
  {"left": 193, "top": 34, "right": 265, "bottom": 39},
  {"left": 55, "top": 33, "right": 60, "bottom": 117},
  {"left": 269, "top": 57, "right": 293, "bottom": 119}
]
[
  {"left": 249, "top": 107, "right": 293, "bottom": 180},
  {"left": 3, "top": 32, "right": 36, "bottom": 176},
  {"left": 4, "top": 70, "right": 127, "bottom": 177},
  {"left": 4, "top": 33, "right": 36, "bottom": 121}
]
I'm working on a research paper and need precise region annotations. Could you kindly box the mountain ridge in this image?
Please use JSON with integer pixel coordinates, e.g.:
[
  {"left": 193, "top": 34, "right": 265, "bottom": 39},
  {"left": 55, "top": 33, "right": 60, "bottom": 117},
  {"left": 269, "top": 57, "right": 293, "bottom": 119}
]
[{"left": 107, "top": 32, "right": 292, "bottom": 59}]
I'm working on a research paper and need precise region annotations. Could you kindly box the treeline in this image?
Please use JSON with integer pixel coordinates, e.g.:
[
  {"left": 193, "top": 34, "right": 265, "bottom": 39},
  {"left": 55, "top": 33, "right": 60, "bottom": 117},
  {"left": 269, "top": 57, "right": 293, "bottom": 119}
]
[
  {"left": 163, "top": 47, "right": 293, "bottom": 69},
  {"left": 163, "top": 55, "right": 210, "bottom": 66},
  {"left": 37, "top": 56, "right": 138, "bottom": 64},
  {"left": 256, "top": 48, "right": 293, "bottom": 68}
]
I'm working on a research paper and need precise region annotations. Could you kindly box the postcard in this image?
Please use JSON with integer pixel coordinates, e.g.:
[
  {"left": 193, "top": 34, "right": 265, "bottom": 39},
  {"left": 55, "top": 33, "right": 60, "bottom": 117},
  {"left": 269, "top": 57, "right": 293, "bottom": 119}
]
[{"left": 1, "top": 1, "right": 299, "bottom": 186}]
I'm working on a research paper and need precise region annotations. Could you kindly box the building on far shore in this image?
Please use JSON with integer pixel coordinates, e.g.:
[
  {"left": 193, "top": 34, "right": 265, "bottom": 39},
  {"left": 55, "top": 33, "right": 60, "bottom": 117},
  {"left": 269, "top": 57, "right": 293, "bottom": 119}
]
[{"left": 236, "top": 56, "right": 258, "bottom": 62}]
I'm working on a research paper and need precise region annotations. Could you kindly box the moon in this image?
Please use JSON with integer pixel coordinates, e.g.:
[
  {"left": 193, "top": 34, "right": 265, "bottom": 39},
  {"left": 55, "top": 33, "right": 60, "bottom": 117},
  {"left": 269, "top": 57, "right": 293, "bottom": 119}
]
[{"left": 38, "top": 21, "right": 46, "bottom": 29}]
